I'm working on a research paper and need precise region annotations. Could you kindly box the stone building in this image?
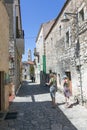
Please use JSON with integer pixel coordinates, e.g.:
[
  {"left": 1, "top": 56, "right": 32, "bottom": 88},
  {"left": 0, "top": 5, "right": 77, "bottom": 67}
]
[
  {"left": 5, "top": 0, "right": 24, "bottom": 97},
  {"left": 34, "top": 19, "right": 55, "bottom": 84},
  {"left": 22, "top": 61, "right": 34, "bottom": 80},
  {"left": 0, "top": 0, "right": 9, "bottom": 111},
  {"left": 45, "top": 0, "right": 87, "bottom": 103}
]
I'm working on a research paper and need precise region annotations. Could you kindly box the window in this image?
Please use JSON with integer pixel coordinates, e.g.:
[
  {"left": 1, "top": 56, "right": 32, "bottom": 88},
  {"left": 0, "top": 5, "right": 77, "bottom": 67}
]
[
  {"left": 38, "top": 55, "right": 39, "bottom": 63},
  {"left": 58, "top": 74, "right": 61, "bottom": 85},
  {"left": 16, "top": 16, "right": 19, "bottom": 38},
  {"left": 51, "top": 37, "right": 53, "bottom": 47},
  {"left": 65, "top": 31, "right": 69, "bottom": 47},
  {"left": 25, "top": 75, "right": 27, "bottom": 79},
  {"left": 59, "top": 25, "right": 61, "bottom": 36},
  {"left": 79, "top": 8, "right": 84, "bottom": 22}
]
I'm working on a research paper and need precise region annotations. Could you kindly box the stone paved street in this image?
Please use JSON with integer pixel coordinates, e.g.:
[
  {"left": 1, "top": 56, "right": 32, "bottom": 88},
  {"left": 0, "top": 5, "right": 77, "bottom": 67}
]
[{"left": 0, "top": 81, "right": 87, "bottom": 130}]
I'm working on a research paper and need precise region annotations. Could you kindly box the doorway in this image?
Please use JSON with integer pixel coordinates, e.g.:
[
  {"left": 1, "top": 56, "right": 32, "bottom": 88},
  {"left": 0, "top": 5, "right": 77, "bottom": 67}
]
[{"left": 65, "top": 71, "right": 72, "bottom": 94}]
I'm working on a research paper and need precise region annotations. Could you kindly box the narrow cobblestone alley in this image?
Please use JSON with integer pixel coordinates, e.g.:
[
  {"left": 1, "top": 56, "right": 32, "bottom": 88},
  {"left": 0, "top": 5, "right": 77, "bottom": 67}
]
[{"left": 0, "top": 81, "right": 87, "bottom": 130}]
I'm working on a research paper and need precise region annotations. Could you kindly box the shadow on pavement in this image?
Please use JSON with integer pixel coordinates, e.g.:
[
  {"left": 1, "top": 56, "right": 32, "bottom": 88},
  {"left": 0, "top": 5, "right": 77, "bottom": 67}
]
[
  {"left": 17, "top": 81, "right": 49, "bottom": 97},
  {"left": 4, "top": 80, "right": 78, "bottom": 130},
  {"left": 7, "top": 101, "right": 78, "bottom": 130}
]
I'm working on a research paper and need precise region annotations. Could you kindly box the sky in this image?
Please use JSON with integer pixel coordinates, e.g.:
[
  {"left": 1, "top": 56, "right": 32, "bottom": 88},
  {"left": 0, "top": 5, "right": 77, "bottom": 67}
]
[{"left": 20, "top": 0, "right": 66, "bottom": 61}]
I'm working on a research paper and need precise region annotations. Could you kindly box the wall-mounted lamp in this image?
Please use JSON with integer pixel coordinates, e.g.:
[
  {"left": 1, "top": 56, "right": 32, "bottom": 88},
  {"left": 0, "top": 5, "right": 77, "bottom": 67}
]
[
  {"left": 61, "top": 12, "right": 77, "bottom": 22},
  {"left": 61, "top": 13, "right": 70, "bottom": 22}
]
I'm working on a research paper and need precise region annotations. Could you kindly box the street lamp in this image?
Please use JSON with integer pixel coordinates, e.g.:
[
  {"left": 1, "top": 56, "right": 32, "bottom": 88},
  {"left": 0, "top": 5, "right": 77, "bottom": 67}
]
[{"left": 61, "top": 12, "right": 84, "bottom": 105}]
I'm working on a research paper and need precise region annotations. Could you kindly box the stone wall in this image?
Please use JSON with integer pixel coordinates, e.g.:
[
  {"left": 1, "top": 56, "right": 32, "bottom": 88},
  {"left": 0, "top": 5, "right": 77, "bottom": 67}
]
[
  {"left": 45, "top": 0, "right": 87, "bottom": 102},
  {"left": 0, "top": 1, "right": 9, "bottom": 111},
  {"left": 0, "top": 1, "right": 9, "bottom": 72}
]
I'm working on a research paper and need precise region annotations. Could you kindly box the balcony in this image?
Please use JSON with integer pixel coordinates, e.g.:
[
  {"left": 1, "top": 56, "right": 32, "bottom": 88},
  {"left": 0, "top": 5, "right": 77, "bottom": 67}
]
[
  {"left": 16, "top": 29, "right": 25, "bottom": 55},
  {"left": 34, "top": 48, "right": 39, "bottom": 57}
]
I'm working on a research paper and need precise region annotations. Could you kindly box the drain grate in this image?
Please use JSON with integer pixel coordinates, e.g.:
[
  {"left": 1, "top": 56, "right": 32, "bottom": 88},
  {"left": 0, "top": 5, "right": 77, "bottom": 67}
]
[{"left": 4, "top": 112, "right": 18, "bottom": 120}]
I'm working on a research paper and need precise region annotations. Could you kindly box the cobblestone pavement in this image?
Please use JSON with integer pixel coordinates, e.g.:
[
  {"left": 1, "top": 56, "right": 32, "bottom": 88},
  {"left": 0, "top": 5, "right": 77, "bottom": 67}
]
[{"left": 0, "top": 81, "right": 87, "bottom": 130}]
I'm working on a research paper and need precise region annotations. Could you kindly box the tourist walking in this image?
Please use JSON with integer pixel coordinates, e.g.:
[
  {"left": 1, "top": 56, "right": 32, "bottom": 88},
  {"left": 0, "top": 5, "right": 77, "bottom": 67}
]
[
  {"left": 46, "top": 73, "right": 57, "bottom": 108},
  {"left": 63, "top": 76, "right": 71, "bottom": 107}
]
